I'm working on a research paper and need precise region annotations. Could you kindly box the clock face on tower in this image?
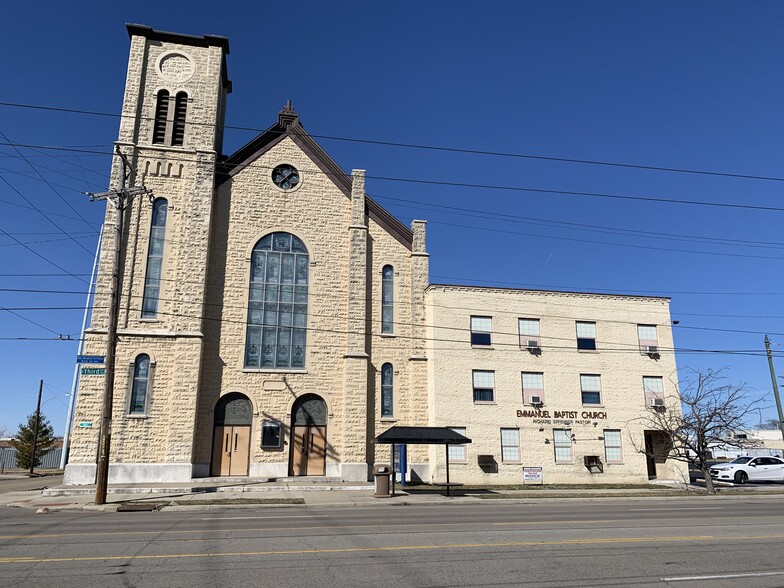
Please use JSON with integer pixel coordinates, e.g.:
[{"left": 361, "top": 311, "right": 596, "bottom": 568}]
[{"left": 271, "top": 164, "right": 300, "bottom": 190}]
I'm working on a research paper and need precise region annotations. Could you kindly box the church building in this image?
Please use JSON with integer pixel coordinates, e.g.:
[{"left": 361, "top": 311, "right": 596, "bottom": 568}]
[{"left": 64, "top": 25, "right": 687, "bottom": 487}]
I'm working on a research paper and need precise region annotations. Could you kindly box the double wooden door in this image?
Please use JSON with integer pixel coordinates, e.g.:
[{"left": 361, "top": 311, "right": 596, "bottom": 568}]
[
  {"left": 290, "top": 425, "right": 326, "bottom": 476},
  {"left": 211, "top": 425, "right": 250, "bottom": 476}
]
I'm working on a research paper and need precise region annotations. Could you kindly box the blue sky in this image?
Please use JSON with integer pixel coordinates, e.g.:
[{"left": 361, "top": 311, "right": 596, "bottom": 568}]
[{"left": 1, "top": 1, "right": 783, "bottom": 435}]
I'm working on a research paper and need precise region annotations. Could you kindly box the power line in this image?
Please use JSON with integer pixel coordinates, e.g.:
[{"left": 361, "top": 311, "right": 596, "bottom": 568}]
[
  {"left": 0, "top": 130, "right": 96, "bottom": 232},
  {"left": 427, "top": 220, "right": 784, "bottom": 261},
  {"left": 2, "top": 100, "right": 784, "bottom": 183},
  {"left": 4, "top": 142, "right": 784, "bottom": 214},
  {"left": 4, "top": 285, "right": 782, "bottom": 343},
  {"left": 374, "top": 194, "right": 784, "bottom": 250},
  {"left": 0, "top": 228, "right": 89, "bottom": 285},
  {"left": 0, "top": 172, "right": 95, "bottom": 257}
]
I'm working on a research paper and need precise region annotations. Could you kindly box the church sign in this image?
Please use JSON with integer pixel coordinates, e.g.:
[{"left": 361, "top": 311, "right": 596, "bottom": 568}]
[{"left": 516, "top": 409, "right": 607, "bottom": 426}]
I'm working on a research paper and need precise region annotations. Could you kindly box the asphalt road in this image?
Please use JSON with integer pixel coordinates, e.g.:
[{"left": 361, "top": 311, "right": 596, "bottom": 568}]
[
  {"left": 0, "top": 474, "right": 63, "bottom": 494},
  {"left": 1, "top": 497, "right": 784, "bottom": 587}
]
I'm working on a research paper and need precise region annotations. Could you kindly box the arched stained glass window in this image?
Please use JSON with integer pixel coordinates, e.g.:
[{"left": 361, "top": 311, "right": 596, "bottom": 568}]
[
  {"left": 152, "top": 90, "right": 169, "bottom": 145},
  {"left": 381, "top": 363, "right": 393, "bottom": 418},
  {"left": 245, "top": 232, "right": 309, "bottom": 369},
  {"left": 381, "top": 265, "right": 394, "bottom": 334},
  {"left": 141, "top": 198, "right": 168, "bottom": 318},
  {"left": 130, "top": 354, "right": 150, "bottom": 414}
]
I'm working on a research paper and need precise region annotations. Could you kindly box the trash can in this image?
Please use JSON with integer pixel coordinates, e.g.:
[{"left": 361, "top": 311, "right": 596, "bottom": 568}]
[{"left": 373, "top": 463, "right": 391, "bottom": 498}]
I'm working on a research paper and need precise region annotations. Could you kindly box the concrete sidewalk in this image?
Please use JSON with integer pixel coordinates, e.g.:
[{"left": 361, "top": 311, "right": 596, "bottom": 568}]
[{"left": 4, "top": 478, "right": 784, "bottom": 512}]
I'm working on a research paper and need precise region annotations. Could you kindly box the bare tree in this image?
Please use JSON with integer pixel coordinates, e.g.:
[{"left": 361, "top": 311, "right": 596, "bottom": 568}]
[
  {"left": 636, "top": 367, "right": 765, "bottom": 494},
  {"left": 758, "top": 418, "right": 782, "bottom": 431}
]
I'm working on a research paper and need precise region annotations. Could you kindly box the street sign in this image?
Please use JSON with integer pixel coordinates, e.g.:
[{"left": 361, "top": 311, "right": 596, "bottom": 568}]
[
  {"left": 78, "top": 422, "right": 93, "bottom": 428},
  {"left": 77, "top": 355, "right": 105, "bottom": 364},
  {"left": 81, "top": 367, "right": 106, "bottom": 376}
]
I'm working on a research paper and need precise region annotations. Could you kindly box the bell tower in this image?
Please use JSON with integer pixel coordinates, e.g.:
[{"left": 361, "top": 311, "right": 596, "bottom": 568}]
[{"left": 64, "top": 25, "right": 231, "bottom": 485}]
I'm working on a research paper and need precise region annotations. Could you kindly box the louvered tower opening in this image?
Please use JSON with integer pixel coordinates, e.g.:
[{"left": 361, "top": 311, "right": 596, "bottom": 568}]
[
  {"left": 171, "top": 92, "right": 188, "bottom": 147},
  {"left": 152, "top": 90, "right": 169, "bottom": 145}
]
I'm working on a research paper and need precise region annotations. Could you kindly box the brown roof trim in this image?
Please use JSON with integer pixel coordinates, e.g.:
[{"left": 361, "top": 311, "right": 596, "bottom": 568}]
[
  {"left": 427, "top": 283, "right": 671, "bottom": 301},
  {"left": 126, "top": 24, "right": 232, "bottom": 92},
  {"left": 219, "top": 108, "right": 413, "bottom": 249},
  {"left": 126, "top": 24, "right": 230, "bottom": 52}
]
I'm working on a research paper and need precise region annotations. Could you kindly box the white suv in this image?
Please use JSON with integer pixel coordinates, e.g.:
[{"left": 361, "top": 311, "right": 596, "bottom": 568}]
[{"left": 709, "top": 456, "right": 784, "bottom": 484}]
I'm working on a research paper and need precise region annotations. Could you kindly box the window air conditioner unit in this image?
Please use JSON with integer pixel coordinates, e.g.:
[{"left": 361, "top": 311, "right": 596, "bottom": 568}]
[
  {"left": 526, "top": 340, "right": 540, "bottom": 349},
  {"left": 529, "top": 395, "right": 543, "bottom": 405},
  {"left": 650, "top": 398, "right": 665, "bottom": 407},
  {"left": 584, "top": 455, "right": 603, "bottom": 473},
  {"left": 477, "top": 454, "right": 495, "bottom": 467},
  {"left": 646, "top": 345, "right": 660, "bottom": 358}
]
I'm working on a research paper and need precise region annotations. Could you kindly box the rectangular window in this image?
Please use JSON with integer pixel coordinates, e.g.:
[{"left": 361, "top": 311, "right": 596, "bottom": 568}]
[
  {"left": 470, "top": 316, "right": 492, "bottom": 346},
  {"left": 576, "top": 321, "right": 597, "bottom": 350},
  {"left": 472, "top": 370, "right": 495, "bottom": 402},
  {"left": 518, "top": 318, "right": 541, "bottom": 348},
  {"left": 448, "top": 427, "right": 466, "bottom": 462},
  {"left": 261, "top": 421, "right": 282, "bottom": 449},
  {"left": 603, "top": 429, "right": 623, "bottom": 463},
  {"left": 554, "top": 429, "right": 573, "bottom": 463},
  {"left": 643, "top": 376, "right": 664, "bottom": 406},
  {"left": 638, "top": 324, "right": 658, "bottom": 354},
  {"left": 521, "top": 372, "right": 544, "bottom": 405},
  {"left": 580, "top": 374, "right": 602, "bottom": 405},
  {"left": 501, "top": 428, "right": 520, "bottom": 462}
]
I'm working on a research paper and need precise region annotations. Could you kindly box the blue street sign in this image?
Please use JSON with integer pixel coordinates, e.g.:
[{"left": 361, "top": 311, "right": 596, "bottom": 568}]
[{"left": 77, "top": 355, "right": 105, "bottom": 364}]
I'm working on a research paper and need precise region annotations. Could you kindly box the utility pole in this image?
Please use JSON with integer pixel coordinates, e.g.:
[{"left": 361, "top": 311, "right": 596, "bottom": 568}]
[
  {"left": 764, "top": 336, "right": 784, "bottom": 444},
  {"left": 29, "top": 379, "right": 43, "bottom": 476},
  {"left": 89, "top": 146, "right": 151, "bottom": 505}
]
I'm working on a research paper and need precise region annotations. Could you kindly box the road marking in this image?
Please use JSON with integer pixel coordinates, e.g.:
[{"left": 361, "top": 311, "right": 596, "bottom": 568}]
[
  {"left": 2, "top": 534, "right": 784, "bottom": 565},
  {"left": 663, "top": 570, "right": 784, "bottom": 581},
  {"left": 0, "top": 519, "right": 614, "bottom": 540},
  {"left": 200, "top": 515, "right": 330, "bottom": 520},
  {"left": 629, "top": 507, "right": 724, "bottom": 511}
]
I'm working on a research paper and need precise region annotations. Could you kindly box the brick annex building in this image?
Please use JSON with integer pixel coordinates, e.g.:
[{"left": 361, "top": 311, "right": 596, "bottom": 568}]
[{"left": 65, "top": 25, "right": 687, "bottom": 486}]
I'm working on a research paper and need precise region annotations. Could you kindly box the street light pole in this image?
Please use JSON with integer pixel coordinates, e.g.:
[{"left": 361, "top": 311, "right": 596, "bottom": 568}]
[
  {"left": 29, "top": 379, "right": 43, "bottom": 476},
  {"left": 764, "top": 336, "right": 784, "bottom": 444},
  {"left": 89, "top": 146, "right": 151, "bottom": 505}
]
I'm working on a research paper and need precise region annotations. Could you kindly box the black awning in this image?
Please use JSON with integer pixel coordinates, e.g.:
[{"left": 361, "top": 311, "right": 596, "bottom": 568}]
[{"left": 375, "top": 426, "right": 472, "bottom": 445}]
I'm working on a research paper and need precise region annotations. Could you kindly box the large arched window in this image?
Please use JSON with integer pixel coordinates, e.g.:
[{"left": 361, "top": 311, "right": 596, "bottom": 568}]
[
  {"left": 381, "top": 265, "right": 394, "bottom": 334},
  {"left": 129, "top": 354, "right": 151, "bottom": 414},
  {"left": 141, "top": 198, "right": 168, "bottom": 318},
  {"left": 245, "top": 232, "right": 309, "bottom": 369},
  {"left": 381, "top": 363, "right": 394, "bottom": 418},
  {"left": 152, "top": 90, "right": 169, "bottom": 145}
]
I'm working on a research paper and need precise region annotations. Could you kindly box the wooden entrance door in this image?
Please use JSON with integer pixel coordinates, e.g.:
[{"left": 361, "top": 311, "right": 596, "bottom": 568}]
[
  {"left": 211, "top": 425, "right": 250, "bottom": 476},
  {"left": 289, "top": 395, "right": 328, "bottom": 476},
  {"left": 211, "top": 393, "right": 253, "bottom": 477},
  {"left": 290, "top": 425, "right": 326, "bottom": 476}
]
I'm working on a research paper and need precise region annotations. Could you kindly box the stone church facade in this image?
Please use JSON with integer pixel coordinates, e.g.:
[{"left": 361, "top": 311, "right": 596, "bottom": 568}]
[
  {"left": 65, "top": 25, "right": 429, "bottom": 484},
  {"left": 64, "top": 25, "right": 687, "bottom": 486}
]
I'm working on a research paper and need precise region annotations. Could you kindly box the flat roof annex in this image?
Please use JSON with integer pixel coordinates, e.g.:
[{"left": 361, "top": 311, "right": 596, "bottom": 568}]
[{"left": 376, "top": 426, "right": 472, "bottom": 445}]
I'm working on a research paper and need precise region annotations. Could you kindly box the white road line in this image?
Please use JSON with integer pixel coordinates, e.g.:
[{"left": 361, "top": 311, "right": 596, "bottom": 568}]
[
  {"left": 663, "top": 571, "right": 784, "bottom": 581},
  {"left": 629, "top": 507, "right": 723, "bottom": 511},
  {"left": 200, "top": 515, "right": 330, "bottom": 520}
]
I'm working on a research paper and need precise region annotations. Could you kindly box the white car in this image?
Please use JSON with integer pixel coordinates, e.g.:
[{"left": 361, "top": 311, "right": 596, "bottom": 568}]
[{"left": 709, "top": 456, "right": 784, "bottom": 484}]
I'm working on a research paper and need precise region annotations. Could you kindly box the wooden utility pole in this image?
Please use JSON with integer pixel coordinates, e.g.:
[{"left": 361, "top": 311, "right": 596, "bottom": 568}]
[
  {"left": 29, "top": 379, "right": 43, "bottom": 476},
  {"left": 764, "top": 336, "right": 784, "bottom": 443},
  {"left": 90, "top": 146, "right": 151, "bottom": 505}
]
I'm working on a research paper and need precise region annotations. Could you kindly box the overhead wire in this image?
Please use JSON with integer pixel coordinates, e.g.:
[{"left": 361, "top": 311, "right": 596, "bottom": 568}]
[{"left": 2, "top": 100, "right": 784, "bottom": 183}]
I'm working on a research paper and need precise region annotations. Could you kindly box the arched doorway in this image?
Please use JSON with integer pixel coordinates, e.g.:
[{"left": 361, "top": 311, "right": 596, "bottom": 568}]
[
  {"left": 211, "top": 393, "right": 252, "bottom": 476},
  {"left": 289, "top": 395, "right": 327, "bottom": 476}
]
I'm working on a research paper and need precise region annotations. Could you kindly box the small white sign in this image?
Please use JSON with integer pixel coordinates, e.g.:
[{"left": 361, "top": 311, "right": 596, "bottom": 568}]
[{"left": 523, "top": 466, "right": 543, "bottom": 484}]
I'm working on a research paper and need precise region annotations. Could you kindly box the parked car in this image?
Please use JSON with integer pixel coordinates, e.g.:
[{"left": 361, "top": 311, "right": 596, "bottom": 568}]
[{"left": 709, "top": 456, "right": 784, "bottom": 484}]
